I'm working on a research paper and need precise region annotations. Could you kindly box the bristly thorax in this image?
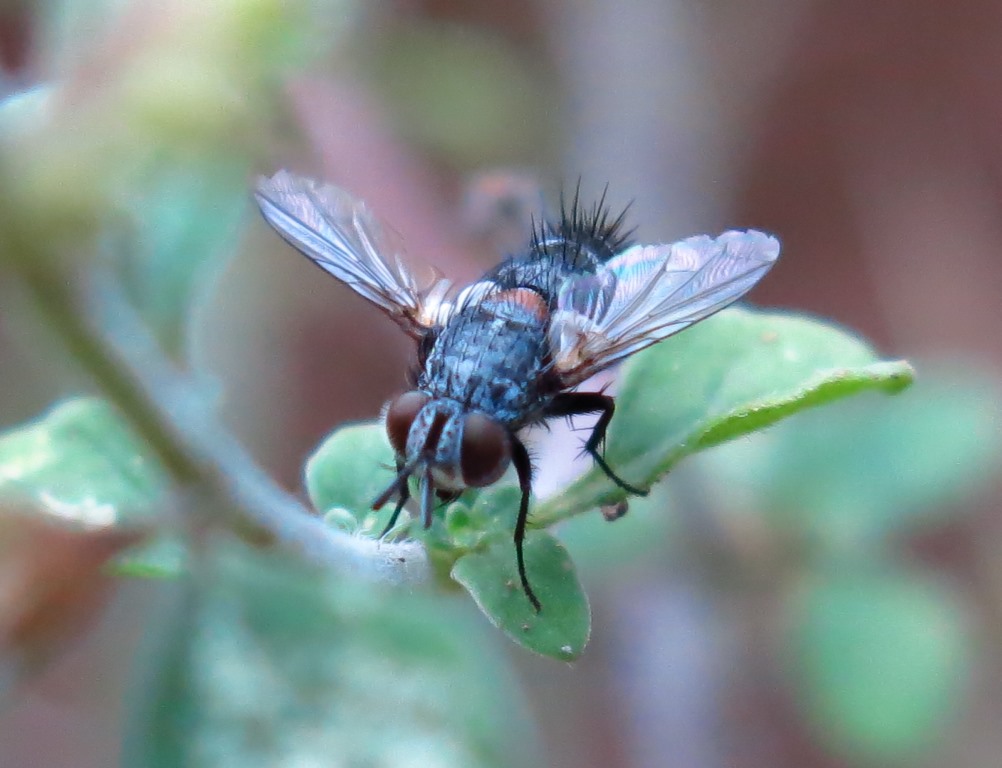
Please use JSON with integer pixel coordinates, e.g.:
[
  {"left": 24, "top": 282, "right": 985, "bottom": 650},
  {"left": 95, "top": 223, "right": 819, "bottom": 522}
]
[{"left": 482, "top": 182, "right": 634, "bottom": 304}]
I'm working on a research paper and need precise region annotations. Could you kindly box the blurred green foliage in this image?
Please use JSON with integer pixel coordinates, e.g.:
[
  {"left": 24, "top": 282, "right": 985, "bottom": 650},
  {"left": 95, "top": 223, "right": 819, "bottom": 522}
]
[
  {"left": 693, "top": 374, "right": 999, "bottom": 763},
  {"left": 114, "top": 158, "right": 250, "bottom": 357},
  {"left": 0, "top": 398, "right": 166, "bottom": 525},
  {"left": 701, "top": 372, "right": 1002, "bottom": 551},
  {"left": 0, "top": 0, "right": 346, "bottom": 350},
  {"left": 124, "top": 539, "right": 536, "bottom": 768},
  {"left": 789, "top": 567, "right": 971, "bottom": 763}
]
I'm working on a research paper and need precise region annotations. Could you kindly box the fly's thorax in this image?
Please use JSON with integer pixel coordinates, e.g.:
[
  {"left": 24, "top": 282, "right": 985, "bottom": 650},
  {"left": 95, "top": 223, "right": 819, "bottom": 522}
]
[
  {"left": 419, "top": 288, "right": 553, "bottom": 427},
  {"left": 384, "top": 392, "right": 512, "bottom": 491}
]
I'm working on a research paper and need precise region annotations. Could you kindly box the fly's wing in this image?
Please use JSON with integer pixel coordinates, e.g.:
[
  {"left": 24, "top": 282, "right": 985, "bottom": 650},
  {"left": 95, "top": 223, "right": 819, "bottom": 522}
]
[
  {"left": 549, "top": 230, "right": 780, "bottom": 386},
  {"left": 254, "top": 170, "right": 453, "bottom": 337}
]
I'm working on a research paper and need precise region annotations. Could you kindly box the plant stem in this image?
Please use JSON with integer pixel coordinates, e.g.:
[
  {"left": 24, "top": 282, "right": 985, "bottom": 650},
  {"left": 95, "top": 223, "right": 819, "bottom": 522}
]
[
  {"left": 11, "top": 257, "right": 427, "bottom": 583},
  {"left": 16, "top": 259, "right": 205, "bottom": 485}
]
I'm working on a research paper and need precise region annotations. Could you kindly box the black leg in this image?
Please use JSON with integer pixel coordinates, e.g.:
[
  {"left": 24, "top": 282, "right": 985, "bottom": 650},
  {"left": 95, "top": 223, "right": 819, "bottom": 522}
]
[
  {"left": 545, "top": 392, "right": 648, "bottom": 496},
  {"left": 378, "top": 467, "right": 454, "bottom": 537},
  {"left": 377, "top": 458, "right": 411, "bottom": 537},
  {"left": 511, "top": 437, "right": 542, "bottom": 612}
]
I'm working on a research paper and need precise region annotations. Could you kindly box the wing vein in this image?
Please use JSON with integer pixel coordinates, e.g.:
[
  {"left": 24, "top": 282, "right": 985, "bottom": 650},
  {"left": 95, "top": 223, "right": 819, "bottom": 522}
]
[{"left": 549, "top": 230, "right": 779, "bottom": 384}]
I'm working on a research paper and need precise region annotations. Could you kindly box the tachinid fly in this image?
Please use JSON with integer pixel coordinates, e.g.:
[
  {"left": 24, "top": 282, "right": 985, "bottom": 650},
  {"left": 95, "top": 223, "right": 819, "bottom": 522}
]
[{"left": 254, "top": 171, "right": 780, "bottom": 611}]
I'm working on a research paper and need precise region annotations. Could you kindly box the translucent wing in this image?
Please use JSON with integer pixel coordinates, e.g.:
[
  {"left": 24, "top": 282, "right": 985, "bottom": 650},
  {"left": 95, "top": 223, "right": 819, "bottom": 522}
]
[
  {"left": 549, "top": 230, "right": 780, "bottom": 385},
  {"left": 254, "top": 170, "right": 453, "bottom": 337}
]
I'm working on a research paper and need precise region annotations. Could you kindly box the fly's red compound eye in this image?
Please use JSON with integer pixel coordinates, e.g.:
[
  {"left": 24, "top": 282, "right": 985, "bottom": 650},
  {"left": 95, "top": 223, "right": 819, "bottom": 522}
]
[
  {"left": 385, "top": 391, "right": 430, "bottom": 456},
  {"left": 460, "top": 413, "right": 511, "bottom": 487}
]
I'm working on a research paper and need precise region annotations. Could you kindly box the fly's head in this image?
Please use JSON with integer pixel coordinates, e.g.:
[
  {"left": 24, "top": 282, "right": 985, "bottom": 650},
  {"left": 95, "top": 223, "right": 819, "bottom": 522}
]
[{"left": 375, "top": 391, "right": 511, "bottom": 526}]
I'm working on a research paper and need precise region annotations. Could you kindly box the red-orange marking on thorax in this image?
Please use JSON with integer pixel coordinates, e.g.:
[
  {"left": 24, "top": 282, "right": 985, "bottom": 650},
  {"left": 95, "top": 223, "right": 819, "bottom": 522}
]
[{"left": 483, "top": 287, "right": 549, "bottom": 321}]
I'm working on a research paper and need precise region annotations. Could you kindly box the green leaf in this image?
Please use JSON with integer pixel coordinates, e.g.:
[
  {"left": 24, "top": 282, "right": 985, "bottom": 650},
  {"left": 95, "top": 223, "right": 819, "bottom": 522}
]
[
  {"left": 537, "top": 307, "right": 913, "bottom": 523},
  {"left": 125, "top": 538, "right": 539, "bottom": 768},
  {"left": 304, "top": 421, "right": 502, "bottom": 535},
  {"left": 469, "top": 483, "right": 522, "bottom": 531},
  {"left": 0, "top": 397, "right": 166, "bottom": 526},
  {"left": 304, "top": 427, "right": 590, "bottom": 658},
  {"left": 304, "top": 421, "right": 398, "bottom": 532},
  {"left": 114, "top": 157, "right": 250, "bottom": 358},
  {"left": 0, "top": 398, "right": 184, "bottom": 578},
  {"left": 110, "top": 536, "right": 188, "bottom": 579},
  {"left": 697, "top": 369, "right": 1002, "bottom": 548},
  {"left": 787, "top": 567, "right": 971, "bottom": 762},
  {"left": 452, "top": 531, "right": 590, "bottom": 660}
]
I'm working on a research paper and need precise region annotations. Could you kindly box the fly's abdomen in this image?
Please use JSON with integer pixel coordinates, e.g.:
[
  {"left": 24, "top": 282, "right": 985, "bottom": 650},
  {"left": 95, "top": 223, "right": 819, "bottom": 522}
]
[{"left": 420, "top": 288, "right": 552, "bottom": 427}]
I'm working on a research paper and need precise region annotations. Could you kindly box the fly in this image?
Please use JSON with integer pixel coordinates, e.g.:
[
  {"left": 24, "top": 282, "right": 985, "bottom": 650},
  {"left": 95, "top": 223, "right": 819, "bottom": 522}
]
[{"left": 254, "top": 171, "right": 780, "bottom": 611}]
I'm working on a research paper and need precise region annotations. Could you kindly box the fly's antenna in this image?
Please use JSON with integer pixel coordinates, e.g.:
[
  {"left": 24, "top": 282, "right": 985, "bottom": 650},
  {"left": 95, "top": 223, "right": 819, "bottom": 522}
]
[{"left": 418, "top": 470, "right": 436, "bottom": 529}]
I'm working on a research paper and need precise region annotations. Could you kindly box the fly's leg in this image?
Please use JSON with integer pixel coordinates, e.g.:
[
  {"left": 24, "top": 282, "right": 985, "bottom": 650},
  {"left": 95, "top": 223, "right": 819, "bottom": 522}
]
[
  {"left": 511, "top": 437, "right": 542, "bottom": 612},
  {"left": 378, "top": 458, "right": 411, "bottom": 537},
  {"left": 545, "top": 392, "right": 648, "bottom": 497}
]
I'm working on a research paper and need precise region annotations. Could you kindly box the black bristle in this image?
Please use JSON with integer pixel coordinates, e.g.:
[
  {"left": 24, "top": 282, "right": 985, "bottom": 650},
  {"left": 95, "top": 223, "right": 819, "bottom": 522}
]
[
  {"left": 528, "top": 211, "right": 541, "bottom": 253},
  {"left": 592, "top": 184, "right": 610, "bottom": 240},
  {"left": 485, "top": 179, "right": 636, "bottom": 301},
  {"left": 545, "top": 180, "right": 634, "bottom": 262}
]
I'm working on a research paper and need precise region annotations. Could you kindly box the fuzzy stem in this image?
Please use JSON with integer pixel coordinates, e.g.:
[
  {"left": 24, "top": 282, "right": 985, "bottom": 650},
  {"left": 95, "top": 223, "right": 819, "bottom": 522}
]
[{"left": 10, "top": 257, "right": 426, "bottom": 584}]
